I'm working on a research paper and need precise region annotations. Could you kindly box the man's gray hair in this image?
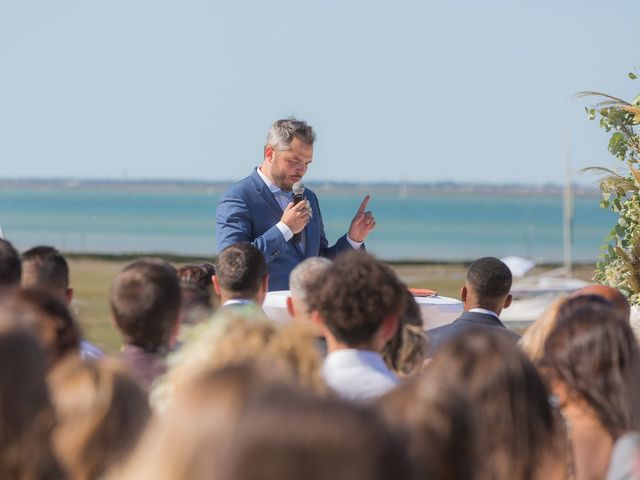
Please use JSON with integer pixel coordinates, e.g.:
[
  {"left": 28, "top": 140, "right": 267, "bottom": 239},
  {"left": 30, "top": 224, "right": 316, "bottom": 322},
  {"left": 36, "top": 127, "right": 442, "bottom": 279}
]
[
  {"left": 265, "top": 118, "right": 316, "bottom": 152},
  {"left": 289, "top": 257, "right": 332, "bottom": 301}
]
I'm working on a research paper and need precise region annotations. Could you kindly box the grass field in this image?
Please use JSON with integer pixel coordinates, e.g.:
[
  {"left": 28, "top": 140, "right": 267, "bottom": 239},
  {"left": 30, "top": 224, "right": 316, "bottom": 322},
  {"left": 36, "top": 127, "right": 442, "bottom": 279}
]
[{"left": 67, "top": 257, "right": 596, "bottom": 354}]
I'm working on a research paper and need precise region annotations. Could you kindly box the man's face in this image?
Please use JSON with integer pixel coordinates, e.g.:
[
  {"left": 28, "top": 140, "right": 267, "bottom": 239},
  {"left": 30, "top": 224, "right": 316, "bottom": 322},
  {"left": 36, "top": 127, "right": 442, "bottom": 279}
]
[{"left": 266, "top": 137, "right": 313, "bottom": 192}]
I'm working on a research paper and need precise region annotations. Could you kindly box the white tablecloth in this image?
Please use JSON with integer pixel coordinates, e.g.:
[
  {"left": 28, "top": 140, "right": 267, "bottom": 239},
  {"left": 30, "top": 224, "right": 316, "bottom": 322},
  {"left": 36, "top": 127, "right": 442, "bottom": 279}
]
[{"left": 262, "top": 291, "right": 462, "bottom": 330}]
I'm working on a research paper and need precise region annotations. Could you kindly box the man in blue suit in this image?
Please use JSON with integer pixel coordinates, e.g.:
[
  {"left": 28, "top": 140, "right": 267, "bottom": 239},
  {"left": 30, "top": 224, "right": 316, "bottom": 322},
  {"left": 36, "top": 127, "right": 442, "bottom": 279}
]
[
  {"left": 426, "top": 257, "right": 519, "bottom": 355},
  {"left": 216, "top": 118, "right": 376, "bottom": 291}
]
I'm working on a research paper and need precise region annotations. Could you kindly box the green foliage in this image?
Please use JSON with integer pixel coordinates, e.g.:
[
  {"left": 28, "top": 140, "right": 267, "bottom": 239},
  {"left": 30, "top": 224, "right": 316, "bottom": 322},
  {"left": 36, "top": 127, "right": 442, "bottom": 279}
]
[{"left": 585, "top": 81, "right": 640, "bottom": 304}]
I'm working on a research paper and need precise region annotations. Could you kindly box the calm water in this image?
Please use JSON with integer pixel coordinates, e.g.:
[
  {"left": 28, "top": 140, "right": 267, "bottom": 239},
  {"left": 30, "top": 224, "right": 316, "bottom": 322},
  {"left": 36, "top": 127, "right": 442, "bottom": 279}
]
[{"left": 0, "top": 187, "right": 615, "bottom": 262}]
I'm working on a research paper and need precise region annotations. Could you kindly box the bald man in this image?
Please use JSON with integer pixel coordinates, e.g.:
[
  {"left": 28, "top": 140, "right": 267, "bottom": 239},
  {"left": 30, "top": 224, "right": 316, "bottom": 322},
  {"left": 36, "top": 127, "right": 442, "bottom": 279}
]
[{"left": 572, "top": 285, "right": 630, "bottom": 320}]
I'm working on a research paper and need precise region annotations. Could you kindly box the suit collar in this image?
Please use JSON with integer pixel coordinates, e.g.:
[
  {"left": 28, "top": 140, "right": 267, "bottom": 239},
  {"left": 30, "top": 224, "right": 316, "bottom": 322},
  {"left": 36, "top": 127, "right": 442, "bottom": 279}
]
[{"left": 457, "top": 310, "right": 507, "bottom": 328}]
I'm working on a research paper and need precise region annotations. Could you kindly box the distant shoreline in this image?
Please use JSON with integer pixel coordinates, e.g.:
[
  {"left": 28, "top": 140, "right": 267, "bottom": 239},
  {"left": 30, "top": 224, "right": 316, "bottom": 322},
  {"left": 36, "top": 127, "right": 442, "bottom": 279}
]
[{"left": 0, "top": 177, "right": 600, "bottom": 196}]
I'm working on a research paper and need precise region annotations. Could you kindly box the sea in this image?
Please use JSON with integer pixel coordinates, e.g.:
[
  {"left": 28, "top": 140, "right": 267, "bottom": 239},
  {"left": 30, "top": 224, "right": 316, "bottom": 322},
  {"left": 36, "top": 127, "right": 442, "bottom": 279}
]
[{"left": 0, "top": 182, "right": 616, "bottom": 264}]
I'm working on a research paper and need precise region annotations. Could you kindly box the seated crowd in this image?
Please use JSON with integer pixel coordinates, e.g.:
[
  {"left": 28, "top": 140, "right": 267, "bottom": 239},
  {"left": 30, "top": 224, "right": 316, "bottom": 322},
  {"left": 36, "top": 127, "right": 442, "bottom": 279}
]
[{"left": 0, "top": 236, "right": 639, "bottom": 480}]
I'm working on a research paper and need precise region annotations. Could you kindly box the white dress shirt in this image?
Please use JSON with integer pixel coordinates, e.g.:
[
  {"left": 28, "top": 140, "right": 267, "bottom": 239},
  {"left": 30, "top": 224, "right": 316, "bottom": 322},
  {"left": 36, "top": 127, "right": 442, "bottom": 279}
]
[{"left": 322, "top": 349, "right": 400, "bottom": 402}]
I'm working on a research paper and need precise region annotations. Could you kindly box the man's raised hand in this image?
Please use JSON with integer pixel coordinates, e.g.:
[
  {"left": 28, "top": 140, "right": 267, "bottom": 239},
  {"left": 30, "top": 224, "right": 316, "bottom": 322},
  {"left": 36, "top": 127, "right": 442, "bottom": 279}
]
[
  {"left": 282, "top": 201, "right": 310, "bottom": 234},
  {"left": 348, "top": 195, "right": 376, "bottom": 243}
]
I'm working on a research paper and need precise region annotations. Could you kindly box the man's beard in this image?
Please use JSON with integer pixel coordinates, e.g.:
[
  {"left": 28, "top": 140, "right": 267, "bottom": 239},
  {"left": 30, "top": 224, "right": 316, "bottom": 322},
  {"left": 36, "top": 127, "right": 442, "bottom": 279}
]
[{"left": 271, "top": 164, "right": 292, "bottom": 192}]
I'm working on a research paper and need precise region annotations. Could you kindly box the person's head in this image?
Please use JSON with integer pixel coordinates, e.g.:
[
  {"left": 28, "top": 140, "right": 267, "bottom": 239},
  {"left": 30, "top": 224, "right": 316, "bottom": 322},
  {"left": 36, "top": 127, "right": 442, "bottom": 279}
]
[
  {"left": 572, "top": 284, "right": 631, "bottom": 320},
  {"left": 110, "top": 258, "right": 181, "bottom": 352},
  {"left": 0, "top": 305, "right": 63, "bottom": 480},
  {"left": 261, "top": 118, "right": 315, "bottom": 192},
  {"left": 0, "top": 238, "right": 21, "bottom": 292},
  {"left": 430, "top": 328, "right": 564, "bottom": 480},
  {"left": 382, "top": 289, "right": 427, "bottom": 378},
  {"left": 21, "top": 246, "right": 72, "bottom": 304},
  {"left": 287, "top": 257, "right": 333, "bottom": 323},
  {"left": 177, "top": 263, "right": 217, "bottom": 326},
  {"left": 519, "top": 296, "right": 568, "bottom": 363},
  {"left": 48, "top": 357, "right": 150, "bottom": 480},
  {"left": 213, "top": 243, "right": 268, "bottom": 305},
  {"left": 307, "top": 251, "right": 406, "bottom": 352},
  {"left": 377, "top": 367, "right": 478, "bottom": 480},
  {"left": 462, "top": 257, "right": 513, "bottom": 314},
  {"left": 541, "top": 302, "right": 640, "bottom": 439},
  {"left": 5, "top": 288, "right": 81, "bottom": 369},
  {"left": 219, "top": 393, "right": 413, "bottom": 480}
]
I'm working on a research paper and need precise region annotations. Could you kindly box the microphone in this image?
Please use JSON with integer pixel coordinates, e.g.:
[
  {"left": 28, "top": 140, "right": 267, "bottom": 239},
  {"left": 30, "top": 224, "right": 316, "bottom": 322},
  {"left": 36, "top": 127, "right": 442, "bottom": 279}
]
[{"left": 292, "top": 181, "right": 305, "bottom": 244}]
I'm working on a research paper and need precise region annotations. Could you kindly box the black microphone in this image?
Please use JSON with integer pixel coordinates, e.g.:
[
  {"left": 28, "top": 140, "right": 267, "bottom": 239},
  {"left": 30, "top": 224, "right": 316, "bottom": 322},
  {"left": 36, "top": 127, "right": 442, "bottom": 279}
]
[{"left": 292, "top": 181, "right": 305, "bottom": 244}]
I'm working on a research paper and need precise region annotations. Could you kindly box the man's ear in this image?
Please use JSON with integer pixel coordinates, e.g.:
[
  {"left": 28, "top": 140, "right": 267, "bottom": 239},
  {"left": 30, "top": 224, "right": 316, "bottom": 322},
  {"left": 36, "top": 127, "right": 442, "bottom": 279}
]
[
  {"left": 460, "top": 284, "right": 468, "bottom": 302},
  {"left": 503, "top": 293, "right": 513, "bottom": 309},
  {"left": 380, "top": 314, "right": 399, "bottom": 344},
  {"left": 264, "top": 145, "right": 275, "bottom": 163},
  {"left": 261, "top": 275, "right": 269, "bottom": 294},
  {"left": 212, "top": 275, "right": 221, "bottom": 295},
  {"left": 65, "top": 287, "right": 74, "bottom": 306},
  {"left": 286, "top": 296, "right": 295, "bottom": 318}
]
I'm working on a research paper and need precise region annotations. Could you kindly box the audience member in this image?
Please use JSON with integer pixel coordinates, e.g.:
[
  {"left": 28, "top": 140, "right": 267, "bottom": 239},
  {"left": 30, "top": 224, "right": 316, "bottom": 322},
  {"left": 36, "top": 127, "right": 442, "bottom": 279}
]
[
  {"left": 519, "top": 296, "right": 568, "bottom": 362},
  {"left": 427, "top": 256, "right": 517, "bottom": 354},
  {"left": 151, "top": 309, "right": 327, "bottom": 412},
  {"left": 21, "top": 245, "right": 103, "bottom": 359},
  {"left": 541, "top": 302, "right": 640, "bottom": 480},
  {"left": 110, "top": 258, "right": 181, "bottom": 392},
  {"left": 287, "top": 256, "right": 332, "bottom": 323},
  {"left": 0, "top": 238, "right": 21, "bottom": 293},
  {"left": 49, "top": 357, "right": 150, "bottom": 480},
  {"left": 177, "top": 262, "right": 218, "bottom": 325},
  {"left": 306, "top": 251, "right": 406, "bottom": 402},
  {"left": 382, "top": 289, "right": 427, "bottom": 378},
  {"left": 213, "top": 243, "right": 268, "bottom": 308},
  {"left": 377, "top": 365, "right": 478, "bottom": 480},
  {"left": 0, "top": 306, "right": 65, "bottom": 480},
  {"left": 431, "top": 328, "right": 566, "bottom": 480}
]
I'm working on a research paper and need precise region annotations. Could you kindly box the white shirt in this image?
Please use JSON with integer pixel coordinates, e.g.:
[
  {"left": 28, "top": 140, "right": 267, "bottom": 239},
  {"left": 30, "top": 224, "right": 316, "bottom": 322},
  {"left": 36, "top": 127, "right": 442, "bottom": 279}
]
[
  {"left": 322, "top": 349, "right": 400, "bottom": 402},
  {"left": 468, "top": 307, "right": 500, "bottom": 319},
  {"left": 255, "top": 167, "right": 363, "bottom": 250}
]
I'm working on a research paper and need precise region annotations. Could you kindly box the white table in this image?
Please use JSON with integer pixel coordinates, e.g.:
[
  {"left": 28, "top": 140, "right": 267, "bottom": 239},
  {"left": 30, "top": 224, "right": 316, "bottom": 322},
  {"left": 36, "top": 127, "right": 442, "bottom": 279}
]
[{"left": 262, "top": 291, "right": 462, "bottom": 330}]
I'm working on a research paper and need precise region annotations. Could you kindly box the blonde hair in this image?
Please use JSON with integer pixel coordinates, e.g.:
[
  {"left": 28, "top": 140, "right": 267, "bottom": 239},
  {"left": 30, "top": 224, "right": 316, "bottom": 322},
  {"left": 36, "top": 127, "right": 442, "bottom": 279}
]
[
  {"left": 151, "top": 308, "right": 327, "bottom": 412},
  {"left": 519, "top": 297, "right": 568, "bottom": 362},
  {"left": 48, "top": 357, "right": 150, "bottom": 480}
]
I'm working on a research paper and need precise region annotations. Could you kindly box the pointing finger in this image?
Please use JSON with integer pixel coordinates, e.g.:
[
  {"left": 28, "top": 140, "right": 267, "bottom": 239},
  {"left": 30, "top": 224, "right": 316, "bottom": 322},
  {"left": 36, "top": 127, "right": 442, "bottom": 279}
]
[{"left": 357, "top": 195, "right": 371, "bottom": 214}]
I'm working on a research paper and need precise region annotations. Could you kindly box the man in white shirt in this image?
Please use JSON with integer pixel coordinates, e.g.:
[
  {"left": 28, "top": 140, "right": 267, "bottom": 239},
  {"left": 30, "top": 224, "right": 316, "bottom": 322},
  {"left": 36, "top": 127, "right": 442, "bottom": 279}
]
[
  {"left": 306, "top": 251, "right": 406, "bottom": 402},
  {"left": 213, "top": 242, "right": 268, "bottom": 308}
]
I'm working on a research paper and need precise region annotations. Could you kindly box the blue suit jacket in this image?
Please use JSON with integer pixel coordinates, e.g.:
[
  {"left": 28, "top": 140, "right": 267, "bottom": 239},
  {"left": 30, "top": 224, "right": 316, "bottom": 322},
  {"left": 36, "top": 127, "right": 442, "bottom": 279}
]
[
  {"left": 426, "top": 311, "right": 520, "bottom": 356},
  {"left": 216, "top": 169, "right": 353, "bottom": 291}
]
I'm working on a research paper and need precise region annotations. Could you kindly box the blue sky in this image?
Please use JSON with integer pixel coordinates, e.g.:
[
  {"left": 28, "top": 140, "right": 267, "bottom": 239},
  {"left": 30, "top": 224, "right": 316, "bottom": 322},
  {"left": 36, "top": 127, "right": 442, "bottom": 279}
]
[{"left": 1, "top": 0, "right": 639, "bottom": 184}]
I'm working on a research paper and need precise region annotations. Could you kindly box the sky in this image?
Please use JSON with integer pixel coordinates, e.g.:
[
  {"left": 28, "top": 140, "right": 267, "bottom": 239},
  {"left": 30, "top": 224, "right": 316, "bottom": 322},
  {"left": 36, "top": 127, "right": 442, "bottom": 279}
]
[{"left": 1, "top": 0, "right": 639, "bottom": 185}]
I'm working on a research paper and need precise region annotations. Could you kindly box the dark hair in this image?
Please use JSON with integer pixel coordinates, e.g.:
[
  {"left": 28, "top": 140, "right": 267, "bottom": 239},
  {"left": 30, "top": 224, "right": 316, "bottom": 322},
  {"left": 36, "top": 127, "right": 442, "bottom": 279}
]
[
  {"left": 0, "top": 307, "right": 65, "bottom": 480},
  {"left": 377, "top": 368, "right": 477, "bottom": 480},
  {"left": 21, "top": 246, "right": 70, "bottom": 297},
  {"left": 177, "top": 263, "right": 215, "bottom": 289},
  {"left": 306, "top": 251, "right": 406, "bottom": 346},
  {"left": 0, "top": 238, "right": 21, "bottom": 289},
  {"left": 541, "top": 302, "right": 640, "bottom": 438},
  {"left": 178, "top": 263, "right": 216, "bottom": 324},
  {"left": 430, "top": 328, "right": 560, "bottom": 480},
  {"left": 7, "top": 288, "right": 81, "bottom": 368},
  {"left": 110, "top": 258, "right": 181, "bottom": 350},
  {"left": 215, "top": 243, "right": 267, "bottom": 298},
  {"left": 220, "top": 393, "right": 412, "bottom": 480},
  {"left": 466, "top": 257, "right": 512, "bottom": 298}
]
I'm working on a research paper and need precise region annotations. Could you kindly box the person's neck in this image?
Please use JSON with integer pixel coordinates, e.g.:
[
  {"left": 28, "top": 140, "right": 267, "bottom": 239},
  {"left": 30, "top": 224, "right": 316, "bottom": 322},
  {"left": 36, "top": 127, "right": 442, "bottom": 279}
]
[
  {"left": 464, "top": 301, "right": 501, "bottom": 316},
  {"left": 258, "top": 164, "right": 276, "bottom": 186},
  {"left": 325, "top": 334, "right": 379, "bottom": 354}
]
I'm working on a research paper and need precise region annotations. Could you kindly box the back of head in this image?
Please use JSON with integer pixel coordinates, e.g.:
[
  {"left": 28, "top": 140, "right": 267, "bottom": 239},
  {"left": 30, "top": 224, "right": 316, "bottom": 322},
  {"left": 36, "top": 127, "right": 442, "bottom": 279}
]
[
  {"left": 0, "top": 306, "right": 63, "bottom": 480},
  {"left": 49, "top": 357, "right": 150, "bottom": 480},
  {"left": 306, "top": 251, "right": 406, "bottom": 347},
  {"left": 289, "top": 257, "right": 332, "bottom": 319},
  {"left": 265, "top": 118, "right": 316, "bottom": 152},
  {"left": 519, "top": 296, "right": 568, "bottom": 362},
  {"left": 465, "top": 257, "right": 512, "bottom": 307},
  {"left": 215, "top": 243, "right": 267, "bottom": 300},
  {"left": 110, "top": 258, "right": 181, "bottom": 350},
  {"left": 219, "top": 394, "right": 412, "bottom": 480},
  {"left": 541, "top": 301, "right": 640, "bottom": 438},
  {"left": 572, "top": 284, "right": 631, "bottom": 320},
  {"left": 21, "top": 246, "right": 70, "bottom": 300},
  {"left": 6, "top": 288, "right": 81, "bottom": 369},
  {"left": 0, "top": 238, "right": 21, "bottom": 291},
  {"left": 430, "top": 328, "right": 558, "bottom": 480},
  {"left": 376, "top": 368, "right": 477, "bottom": 480},
  {"left": 178, "top": 263, "right": 217, "bottom": 325}
]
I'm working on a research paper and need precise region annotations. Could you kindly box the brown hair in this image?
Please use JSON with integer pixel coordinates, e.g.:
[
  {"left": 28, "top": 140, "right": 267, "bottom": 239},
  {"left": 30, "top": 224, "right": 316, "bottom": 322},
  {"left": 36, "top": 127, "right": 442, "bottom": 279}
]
[
  {"left": 382, "top": 289, "right": 426, "bottom": 378},
  {"left": 0, "top": 306, "right": 64, "bottom": 480},
  {"left": 430, "top": 328, "right": 562, "bottom": 480},
  {"left": 110, "top": 258, "right": 181, "bottom": 350},
  {"left": 0, "top": 238, "right": 21, "bottom": 289},
  {"left": 541, "top": 302, "right": 640, "bottom": 438},
  {"left": 49, "top": 357, "right": 150, "bottom": 480},
  {"left": 306, "top": 251, "right": 406, "bottom": 346},
  {"left": 21, "top": 246, "right": 70, "bottom": 298},
  {"left": 215, "top": 243, "right": 267, "bottom": 298},
  {"left": 177, "top": 263, "right": 217, "bottom": 323},
  {"left": 376, "top": 367, "right": 478, "bottom": 480}
]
